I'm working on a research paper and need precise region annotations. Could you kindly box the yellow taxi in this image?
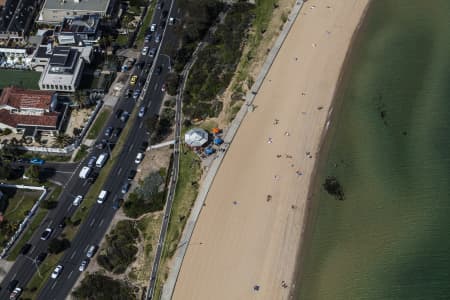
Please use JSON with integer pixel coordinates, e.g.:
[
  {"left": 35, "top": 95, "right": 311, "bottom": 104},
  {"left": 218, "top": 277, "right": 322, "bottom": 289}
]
[{"left": 130, "top": 75, "right": 138, "bottom": 86}]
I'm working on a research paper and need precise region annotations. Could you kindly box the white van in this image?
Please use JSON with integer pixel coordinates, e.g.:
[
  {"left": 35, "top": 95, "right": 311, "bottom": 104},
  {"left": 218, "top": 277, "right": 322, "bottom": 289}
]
[
  {"left": 96, "top": 153, "right": 109, "bottom": 168},
  {"left": 79, "top": 166, "right": 92, "bottom": 179},
  {"left": 97, "top": 190, "right": 108, "bottom": 204}
]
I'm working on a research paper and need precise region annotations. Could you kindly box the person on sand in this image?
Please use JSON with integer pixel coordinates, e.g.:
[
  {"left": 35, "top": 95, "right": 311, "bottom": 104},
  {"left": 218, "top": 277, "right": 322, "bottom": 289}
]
[
  {"left": 267, "top": 137, "right": 273, "bottom": 144},
  {"left": 285, "top": 131, "right": 290, "bottom": 136}
]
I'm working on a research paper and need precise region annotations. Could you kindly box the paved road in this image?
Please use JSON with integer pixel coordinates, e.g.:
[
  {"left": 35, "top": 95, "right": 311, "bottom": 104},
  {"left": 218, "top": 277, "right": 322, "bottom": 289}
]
[{"left": 0, "top": 0, "right": 179, "bottom": 298}]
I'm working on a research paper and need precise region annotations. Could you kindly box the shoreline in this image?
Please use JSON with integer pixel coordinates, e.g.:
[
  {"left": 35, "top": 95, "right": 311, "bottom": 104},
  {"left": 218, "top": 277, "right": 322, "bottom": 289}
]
[
  {"left": 289, "top": 0, "right": 374, "bottom": 297},
  {"left": 171, "top": 1, "right": 372, "bottom": 299}
]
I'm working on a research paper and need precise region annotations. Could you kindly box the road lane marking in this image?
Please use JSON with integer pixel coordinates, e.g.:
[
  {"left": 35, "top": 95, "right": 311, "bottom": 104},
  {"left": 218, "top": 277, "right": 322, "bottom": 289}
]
[
  {"left": 90, "top": 218, "right": 96, "bottom": 227},
  {"left": 67, "top": 270, "right": 73, "bottom": 279},
  {"left": 70, "top": 250, "right": 77, "bottom": 259},
  {"left": 147, "top": 101, "right": 151, "bottom": 108},
  {"left": 139, "top": 122, "right": 143, "bottom": 128},
  {"left": 118, "top": 168, "right": 122, "bottom": 175},
  {"left": 99, "top": 218, "right": 104, "bottom": 227},
  {"left": 82, "top": 181, "right": 88, "bottom": 187},
  {"left": 51, "top": 280, "right": 57, "bottom": 290},
  {"left": 154, "top": 83, "right": 158, "bottom": 90},
  {"left": 66, "top": 205, "right": 72, "bottom": 212},
  {"left": 48, "top": 220, "right": 53, "bottom": 227}
]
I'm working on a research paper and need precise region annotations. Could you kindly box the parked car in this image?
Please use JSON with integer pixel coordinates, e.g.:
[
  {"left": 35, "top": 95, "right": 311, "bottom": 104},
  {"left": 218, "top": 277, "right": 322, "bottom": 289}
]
[
  {"left": 86, "top": 245, "right": 98, "bottom": 258},
  {"left": 149, "top": 47, "right": 156, "bottom": 58},
  {"left": 30, "top": 158, "right": 45, "bottom": 165},
  {"left": 141, "top": 46, "right": 149, "bottom": 56},
  {"left": 20, "top": 243, "right": 32, "bottom": 255},
  {"left": 51, "top": 265, "right": 63, "bottom": 279},
  {"left": 169, "top": 17, "right": 175, "bottom": 25},
  {"left": 161, "top": 83, "right": 167, "bottom": 92},
  {"left": 135, "top": 152, "right": 144, "bottom": 164},
  {"left": 138, "top": 106, "right": 146, "bottom": 117},
  {"left": 9, "top": 287, "right": 22, "bottom": 300},
  {"left": 87, "top": 171, "right": 99, "bottom": 183},
  {"left": 40, "top": 228, "right": 53, "bottom": 240},
  {"left": 121, "top": 182, "right": 131, "bottom": 194},
  {"left": 36, "top": 252, "right": 47, "bottom": 265},
  {"left": 144, "top": 34, "right": 152, "bottom": 43},
  {"left": 104, "top": 126, "right": 113, "bottom": 137},
  {"left": 150, "top": 23, "right": 157, "bottom": 32},
  {"left": 96, "top": 139, "right": 107, "bottom": 150},
  {"left": 116, "top": 108, "right": 124, "bottom": 119},
  {"left": 97, "top": 190, "right": 108, "bottom": 204},
  {"left": 87, "top": 155, "right": 97, "bottom": 168},
  {"left": 133, "top": 89, "right": 141, "bottom": 100},
  {"left": 127, "top": 170, "right": 137, "bottom": 181},
  {"left": 73, "top": 195, "right": 83, "bottom": 206},
  {"left": 112, "top": 127, "right": 122, "bottom": 138},
  {"left": 130, "top": 75, "right": 138, "bottom": 86},
  {"left": 113, "top": 198, "right": 123, "bottom": 210},
  {"left": 120, "top": 111, "right": 130, "bottom": 122},
  {"left": 78, "top": 259, "right": 89, "bottom": 272},
  {"left": 155, "top": 33, "right": 161, "bottom": 43},
  {"left": 126, "top": 88, "right": 133, "bottom": 98},
  {"left": 58, "top": 217, "right": 66, "bottom": 228}
]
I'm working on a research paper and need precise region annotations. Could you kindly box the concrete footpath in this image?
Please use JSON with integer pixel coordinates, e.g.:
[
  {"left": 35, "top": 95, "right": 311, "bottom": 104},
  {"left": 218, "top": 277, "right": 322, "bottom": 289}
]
[{"left": 161, "top": 1, "right": 305, "bottom": 299}]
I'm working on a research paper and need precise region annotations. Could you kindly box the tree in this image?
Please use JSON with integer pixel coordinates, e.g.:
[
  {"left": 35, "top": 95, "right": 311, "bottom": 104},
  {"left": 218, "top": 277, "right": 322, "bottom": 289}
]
[
  {"left": 323, "top": 176, "right": 345, "bottom": 200},
  {"left": 53, "top": 134, "right": 74, "bottom": 148},
  {"left": 24, "top": 165, "right": 40, "bottom": 181},
  {"left": 0, "top": 163, "right": 10, "bottom": 179},
  {"left": 48, "top": 238, "right": 70, "bottom": 254},
  {"left": 40, "top": 200, "right": 58, "bottom": 210}
]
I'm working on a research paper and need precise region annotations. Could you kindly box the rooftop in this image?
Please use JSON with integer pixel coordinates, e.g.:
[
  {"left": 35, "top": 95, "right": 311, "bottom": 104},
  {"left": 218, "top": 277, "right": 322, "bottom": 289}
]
[
  {"left": 0, "top": 87, "right": 54, "bottom": 109},
  {"left": 0, "top": 109, "right": 59, "bottom": 128},
  {"left": 58, "top": 14, "right": 99, "bottom": 33},
  {"left": 42, "top": 0, "right": 110, "bottom": 12},
  {"left": 0, "top": 0, "right": 36, "bottom": 33}
]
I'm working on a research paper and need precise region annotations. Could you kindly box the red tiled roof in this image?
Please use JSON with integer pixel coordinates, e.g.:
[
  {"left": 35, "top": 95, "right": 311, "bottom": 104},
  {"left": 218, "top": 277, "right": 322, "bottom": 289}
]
[
  {"left": 0, "top": 87, "right": 54, "bottom": 110},
  {"left": 0, "top": 109, "right": 59, "bottom": 128}
]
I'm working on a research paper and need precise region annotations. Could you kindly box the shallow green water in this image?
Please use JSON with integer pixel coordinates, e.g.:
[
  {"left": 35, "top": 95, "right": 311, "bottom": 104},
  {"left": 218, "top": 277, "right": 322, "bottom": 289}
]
[{"left": 296, "top": 1, "right": 450, "bottom": 299}]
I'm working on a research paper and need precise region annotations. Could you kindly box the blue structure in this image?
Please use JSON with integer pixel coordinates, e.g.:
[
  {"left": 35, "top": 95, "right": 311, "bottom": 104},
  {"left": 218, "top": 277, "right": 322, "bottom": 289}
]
[
  {"left": 204, "top": 147, "right": 215, "bottom": 156},
  {"left": 213, "top": 137, "right": 224, "bottom": 145}
]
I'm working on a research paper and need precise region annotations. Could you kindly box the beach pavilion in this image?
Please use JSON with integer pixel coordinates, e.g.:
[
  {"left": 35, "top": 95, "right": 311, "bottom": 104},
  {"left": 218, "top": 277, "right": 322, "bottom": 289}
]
[{"left": 184, "top": 128, "right": 209, "bottom": 148}]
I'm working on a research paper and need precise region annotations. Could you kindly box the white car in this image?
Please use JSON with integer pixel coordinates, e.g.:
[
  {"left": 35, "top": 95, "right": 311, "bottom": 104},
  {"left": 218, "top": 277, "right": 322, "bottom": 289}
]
[
  {"left": 138, "top": 106, "right": 146, "bottom": 118},
  {"left": 79, "top": 259, "right": 89, "bottom": 272},
  {"left": 150, "top": 23, "right": 156, "bottom": 32},
  {"left": 73, "top": 195, "right": 83, "bottom": 206},
  {"left": 51, "top": 265, "right": 63, "bottom": 279},
  {"left": 135, "top": 152, "right": 144, "bottom": 164},
  {"left": 141, "top": 46, "right": 149, "bottom": 56},
  {"left": 40, "top": 228, "right": 53, "bottom": 240},
  {"left": 10, "top": 287, "right": 22, "bottom": 300}
]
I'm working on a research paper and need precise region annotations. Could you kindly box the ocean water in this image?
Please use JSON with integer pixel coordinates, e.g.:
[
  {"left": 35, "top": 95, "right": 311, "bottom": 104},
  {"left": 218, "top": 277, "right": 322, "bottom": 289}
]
[{"left": 296, "top": 1, "right": 450, "bottom": 299}]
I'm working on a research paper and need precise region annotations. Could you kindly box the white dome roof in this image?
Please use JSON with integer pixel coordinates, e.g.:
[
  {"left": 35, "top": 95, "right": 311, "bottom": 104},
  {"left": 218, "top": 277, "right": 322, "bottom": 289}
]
[{"left": 184, "top": 128, "right": 208, "bottom": 147}]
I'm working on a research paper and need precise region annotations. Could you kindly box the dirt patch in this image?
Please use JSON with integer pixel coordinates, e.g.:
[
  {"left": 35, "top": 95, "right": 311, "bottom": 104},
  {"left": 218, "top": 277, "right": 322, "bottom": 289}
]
[{"left": 65, "top": 108, "right": 93, "bottom": 137}]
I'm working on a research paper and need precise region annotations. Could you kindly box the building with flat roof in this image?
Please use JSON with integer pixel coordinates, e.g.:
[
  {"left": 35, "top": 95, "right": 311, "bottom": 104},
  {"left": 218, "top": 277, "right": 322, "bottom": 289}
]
[
  {"left": 0, "top": 0, "right": 38, "bottom": 41},
  {"left": 38, "top": 0, "right": 111, "bottom": 24},
  {"left": 54, "top": 14, "right": 101, "bottom": 46},
  {"left": 37, "top": 45, "right": 92, "bottom": 92},
  {"left": 0, "top": 87, "right": 62, "bottom": 137}
]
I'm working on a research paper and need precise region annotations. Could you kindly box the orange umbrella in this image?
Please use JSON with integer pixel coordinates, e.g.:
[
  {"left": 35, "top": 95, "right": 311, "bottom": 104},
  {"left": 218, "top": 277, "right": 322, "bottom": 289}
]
[{"left": 212, "top": 127, "right": 220, "bottom": 134}]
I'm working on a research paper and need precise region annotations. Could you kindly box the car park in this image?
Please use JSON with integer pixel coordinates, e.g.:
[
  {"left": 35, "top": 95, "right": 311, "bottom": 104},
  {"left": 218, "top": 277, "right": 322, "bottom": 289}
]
[
  {"left": 78, "top": 259, "right": 89, "bottom": 272},
  {"left": 135, "top": 152, "right": 144, "bottom": 164},
  {"left": 130, "top": 75, "right": 138, "bottom": 85},
  {"left": 150, "top": 23, "right": 157, "bottom": 31},
  {"left": 97, "top": 190, "right": 109, "bottom": 204},
  {"left": 121, "top": 182, "right": 131, "bottom": 194},
  {"left": 128, "top": 170, "right": 137, "bottom": 181},
  {"left": 51, "top": 265, "right": 63, "bottom": 279},
  {"left": 138, "top": 106, "right": 146, "bottom": 117},
  {"left": 87, "top": 155, "right": 97, "bottom": 168},
  {"left": 73, "top": 195, "right": 83, "bottom": 206},
  {"left": 120, "top": 111, "right": 130, "bottom": 122},
  {"left": 86, "top": 245, "right": 98, "bottom": 258},
  {"left": 36, "top": 252, "right": 47, "bottom": 265},
  {"left": 30, "top": 158, "right": 45, "bottom": 165},
  {"left": 104, "top": 126, "right": 113, "bottom": 137},
  {"left": 20, "top": 243, "right": 32, "bottom": 255},
  {"left": 141, "top": 46, "right": 149, "bottom": 56},
  {"left": 40, "top": 228, "right": 53, "bottom": 240},
  {"left": 9, "top": 287, "right": 22, "bottom": 300}
]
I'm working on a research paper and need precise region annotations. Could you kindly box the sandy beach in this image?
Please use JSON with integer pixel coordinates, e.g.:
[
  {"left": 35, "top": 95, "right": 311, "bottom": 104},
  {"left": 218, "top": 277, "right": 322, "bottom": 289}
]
[{"left": 172, "top": 0, "right": 370, "bottom": 299}]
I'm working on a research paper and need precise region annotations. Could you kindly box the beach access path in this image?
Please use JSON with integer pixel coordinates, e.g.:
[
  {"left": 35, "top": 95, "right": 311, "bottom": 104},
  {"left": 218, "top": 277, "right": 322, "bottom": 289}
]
[{"left": 171, "top": 0, "right": 370, "bottom": 299}]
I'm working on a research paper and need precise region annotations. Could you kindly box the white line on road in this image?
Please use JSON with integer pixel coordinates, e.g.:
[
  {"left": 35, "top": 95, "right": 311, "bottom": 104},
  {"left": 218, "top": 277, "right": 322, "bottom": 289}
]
[
  {"left": 139, "top": 122, "right": 143, "bottom": 128},
  {"left": 66, "top": 205, "right": 72, "bottom": 212},
  {"left": 82, "top": 180, "right": 88, "bottom": 187},
  {"left": 154, "top": 83, "right": 158, "bottom": 90},
  {"left": 54, "top": 171, "right": 73, "bottom": 174},
  {"left": 48, "top": 220, "right": 53, "bottom": 227},
  {"left": 147, "top": 101, "right": 151, "bottom": 108},
  {"left": 90, "top": 218, "right": 96, "bottom": 227},
  {"left": 118, "top": 168, "right": 122, "bottom": 175},
  {"left": 50, "top": 280, "right": 57, "bottom": 290},
  {"left": 70, "top": 250, "right": 77, "bottom": 259},
  {"left": 99, "top": 218, "right": 104, "bottom": 227},
  {"left": 67, "top": 270, "right": 73, "bottom": 279},
  {"left": 129, "top": 144, "right": 134, "bottom": 152}
]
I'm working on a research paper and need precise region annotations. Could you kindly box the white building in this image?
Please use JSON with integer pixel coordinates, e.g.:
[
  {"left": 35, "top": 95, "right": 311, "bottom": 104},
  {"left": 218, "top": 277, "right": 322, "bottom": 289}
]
[
  {"left": 38, "top": 0, "right": 111, "bottom": 24},
  {"left": 184, "top": 128, "right": 209, "bottom": 148}
]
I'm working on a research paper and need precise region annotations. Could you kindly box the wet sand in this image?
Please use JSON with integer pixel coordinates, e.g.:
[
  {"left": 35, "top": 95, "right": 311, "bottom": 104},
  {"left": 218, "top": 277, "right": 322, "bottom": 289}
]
[{"left": 172, "top": 0, "right": 370, "bottom": 299}]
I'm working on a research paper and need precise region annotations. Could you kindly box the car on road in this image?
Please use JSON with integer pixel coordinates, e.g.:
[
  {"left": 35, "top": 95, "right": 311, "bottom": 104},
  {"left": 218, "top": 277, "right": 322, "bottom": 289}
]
[
  {"left": 20, "top": 243, "right": 32, "bottom": 255},
  {"left": 156, "top": 65, "right": 162, "bottom": 75},
  {"left": 40, "top": 228, "right": 53, "bottom": 240},
  {"left": 96, "top": 139, "right": 107, "bottom": 149},
  {"left": 150, "top": 23, "right": 157, "bottom": 32},
  {"left": 30, "top": 158, "right": 45, "bottom": 165},
  {"left": 73, "top": 195, "right": 83, "bottom": 206},
  {"left": 51, "top": 265, "right": 63, "bottom": 279},
  {"left": 149, "top": 47, "right": 156, "bottom": 58},
  {"left": 97, "top": 190, "right": 109, "bottom": 204},
  {"left": 160, "top": 20, "right": 166, "bottom": 28},
  {"left": 169, "top": 17, "right": 175, "bottom": 25},
  {"left": 120, "top": 111, "right": 130, "bottom": 122},
  {"left": 7, "top": 279, "right": 18, "bottom": 292},
  {"left": 133, "top": 89, "right": 141, "bottom": 100},
  {"left": 113, "top": 198, "right": 123, "bottom": 210},
  {"left": 126, "top": 88, "right": 133, "bottom": 98},
  {"left": 161, "top": 83, "right": 167, "bottom": 92},
  {"left": 135, "top": 152, "right": 144, "bottom": 164},
  {"left": 140, "top": 141, "right": 149, "bottom": 151},
  {"left": 138, "top": 106, "right": 146, "bottom": 117},
  {"left": 36, "top": 252, "right": 47, "bottom": 265},
  {"left": 155, "top": 33, "right": 161, "bottom": 43},
  {"left": 78, "top": 259, "right": 89, "bottom": 272},
  {"left": 112, "top": 127, "right": 122, "bottom": 138},
  {"left": 87, "top": 155, "right": 97, "bottom": 168},
  {"left": 144, "top": 34, "right": 152, "bottom": 43},
  {"left": 58, "top": 217, "right": 67, "bottom": 228},
  {"left": 157, "top": 1, "right": 164, "bottom": 9},
  {"left": 104, "top": 126, "right": 113, "bottom": 137},
  {"left": 127, "top": 169, "right": 137, "bottom": 181},
  {"left": 121, "top": 182, "right": 131, "bottom": 194},
  {"left": 86, "top": 245, "right": 98, "bottom": 258},
  {"left": 87, "top": 171, "right": 99, "bottom": 183},
  {"left": 9, "top": 287, "right": 22, "bottom": 300},
  {"left": 130, "top": 75, "right": 138, "bottom": 86},
  {"left": 116, "top": 108, "right": 124, "bottom": 119},
  {"left": 162, "top": 10, "right": 168, "bottom": 18},
  {"left": 141, "top": 46, "right": 149, "bottom": 56}
]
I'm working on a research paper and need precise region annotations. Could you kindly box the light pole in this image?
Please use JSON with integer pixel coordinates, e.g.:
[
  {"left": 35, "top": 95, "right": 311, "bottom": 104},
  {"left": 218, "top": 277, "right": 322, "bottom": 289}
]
[{"left": 159, "top": 54, "right": 172, "bottom": 72}]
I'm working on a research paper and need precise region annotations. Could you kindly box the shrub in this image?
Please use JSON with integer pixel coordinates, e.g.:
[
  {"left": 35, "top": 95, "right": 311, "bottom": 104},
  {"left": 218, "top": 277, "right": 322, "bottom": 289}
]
[{"left": 72, "top": 273, "right": 135, "bottom": 300}]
